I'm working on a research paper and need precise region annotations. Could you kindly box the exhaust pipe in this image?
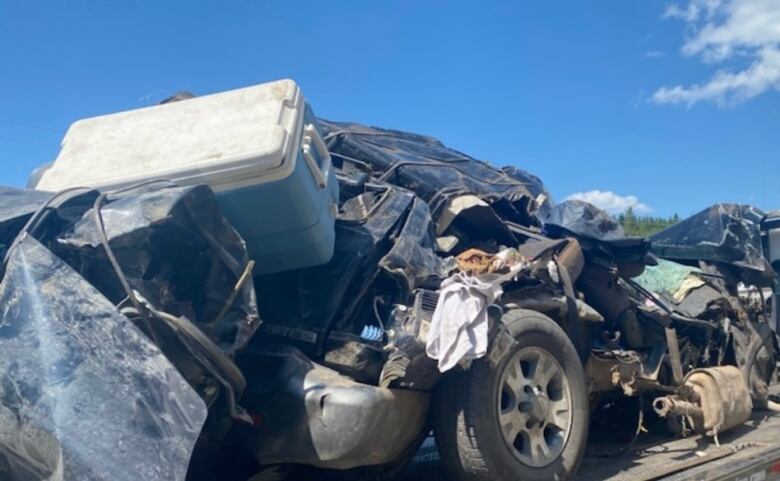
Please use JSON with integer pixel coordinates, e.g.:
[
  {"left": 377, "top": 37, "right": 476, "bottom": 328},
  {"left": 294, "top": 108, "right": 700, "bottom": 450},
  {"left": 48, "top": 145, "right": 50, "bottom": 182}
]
[{"left": 653, "top": 366, "right": 752, "bottom": 439}]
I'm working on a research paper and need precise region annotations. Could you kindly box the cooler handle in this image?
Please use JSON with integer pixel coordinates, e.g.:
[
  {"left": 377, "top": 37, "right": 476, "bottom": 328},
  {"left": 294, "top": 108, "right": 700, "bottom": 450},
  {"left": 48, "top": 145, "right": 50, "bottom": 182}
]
[{"left": 302, "top": 124, "right": 332, "bottom": 189}]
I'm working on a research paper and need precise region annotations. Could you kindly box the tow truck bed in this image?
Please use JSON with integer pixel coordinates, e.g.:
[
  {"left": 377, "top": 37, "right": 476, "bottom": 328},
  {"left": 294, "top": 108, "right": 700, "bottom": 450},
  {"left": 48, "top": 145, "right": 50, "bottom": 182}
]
[
  {"left": 576, "top": 412, "right": 780, "bottom": 481},
  {"left": 403, "top": 412, "right": 780, "bottom": 481}
]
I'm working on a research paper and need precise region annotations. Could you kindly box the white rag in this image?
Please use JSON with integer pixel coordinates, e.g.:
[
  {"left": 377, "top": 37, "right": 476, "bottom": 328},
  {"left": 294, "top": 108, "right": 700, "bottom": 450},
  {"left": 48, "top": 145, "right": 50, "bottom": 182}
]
[{"left": 426, "top": 272, "right": 502, "bottom": 372}]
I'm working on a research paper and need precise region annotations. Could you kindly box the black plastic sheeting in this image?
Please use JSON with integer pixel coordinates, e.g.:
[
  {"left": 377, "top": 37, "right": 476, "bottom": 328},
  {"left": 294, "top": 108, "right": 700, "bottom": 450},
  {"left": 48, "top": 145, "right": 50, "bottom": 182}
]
[
  {"left": 320, "top": 120, "right": 548, "bottom": 227},
  {"left": 320, "top": 121, "right": 650, "bottom": 261},
  {"left": 651, "top": 204, "right": 772, "bottom": 275},
  {"left": 0, "top": 187, "right": 53, "bottom": 256},
  {"left": 0, "top": 187, "right": 52, "bottom": 229},
  {"left": 0, "top": 184, "right": 261, "bottom": 481},
  {"left": 541, "top": 200, "right": 652, "bottom": 265},
  {"left": 53, "top": 185, "right": 260, "bottom": 355},
  {"left": 0, "top": 236, "right": 206, "bottom": 481},
  {"left": 542, "top": 200, "right": 627, "bottom": 242}
]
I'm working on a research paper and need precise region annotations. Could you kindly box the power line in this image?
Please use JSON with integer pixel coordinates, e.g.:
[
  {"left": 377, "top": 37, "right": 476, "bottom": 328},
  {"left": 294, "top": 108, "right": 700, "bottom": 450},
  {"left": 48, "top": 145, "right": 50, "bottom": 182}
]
[
  {"left": 0, "top": 119, "right": 62, "bottom": 134},
  {"left": 0, "top": 136, "right": 58, "bottom": 147}
]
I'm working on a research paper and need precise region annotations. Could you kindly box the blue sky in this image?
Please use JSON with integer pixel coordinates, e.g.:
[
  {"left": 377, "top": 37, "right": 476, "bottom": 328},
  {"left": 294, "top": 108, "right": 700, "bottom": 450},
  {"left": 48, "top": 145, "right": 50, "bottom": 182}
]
[{"left": 1, "top": 1, "right": 778, "bottom": 218}]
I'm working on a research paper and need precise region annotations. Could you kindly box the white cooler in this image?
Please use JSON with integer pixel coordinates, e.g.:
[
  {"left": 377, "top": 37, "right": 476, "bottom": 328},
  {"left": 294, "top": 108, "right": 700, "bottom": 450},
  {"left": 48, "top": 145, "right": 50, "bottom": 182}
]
[{"left": 33, "top": 79, "right": 339, "bottom": 274}]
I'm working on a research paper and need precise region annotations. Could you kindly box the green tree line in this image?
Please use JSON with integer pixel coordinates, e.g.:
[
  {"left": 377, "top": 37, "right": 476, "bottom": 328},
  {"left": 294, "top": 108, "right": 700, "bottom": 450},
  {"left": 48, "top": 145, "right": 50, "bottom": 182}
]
[{"left": 617, "top": 207, "right": 679, "bottom": 237}]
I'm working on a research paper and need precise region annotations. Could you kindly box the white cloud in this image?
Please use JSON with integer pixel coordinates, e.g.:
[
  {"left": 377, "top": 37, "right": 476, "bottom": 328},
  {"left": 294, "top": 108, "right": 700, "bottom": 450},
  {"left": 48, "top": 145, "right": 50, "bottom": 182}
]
[
  {"left": 565, "top": 190, "right": 653, "bottom": 215},
  {"left": 652, "top": 0, "right": 780, "bottom": 106},
  {"left": 663, "top": 0, "right": 722, "bottom": 22}
]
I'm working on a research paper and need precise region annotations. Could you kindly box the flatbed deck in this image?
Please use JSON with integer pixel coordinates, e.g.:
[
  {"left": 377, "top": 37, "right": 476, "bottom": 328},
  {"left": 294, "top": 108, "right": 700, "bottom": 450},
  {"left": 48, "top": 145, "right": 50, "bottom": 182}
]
[
  {"left": 577, "top": 412, "right": 780, "bottom": 481},
  {"left": 403, "top": 412, "right": 780, "bottom": 481}
]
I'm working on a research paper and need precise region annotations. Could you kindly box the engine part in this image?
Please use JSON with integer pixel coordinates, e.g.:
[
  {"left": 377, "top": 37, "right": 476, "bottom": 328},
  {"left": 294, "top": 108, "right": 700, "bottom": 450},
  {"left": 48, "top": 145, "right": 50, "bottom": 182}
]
[
  {"left": 653, "top": 365, "right": 752, "bottom": 437},
  {"left": 618, "top": 309, "right": 645, "bottom": 348},
  {"left": 586, "top": 350, "right": 643, "bottom": 395},
  {"left": 556, "top": 238, "right": 584, "bottom": 283},
  {"left": 321, "top": 330, "right": 386, "bottom": 383},
  {"left": 379, "top": 290, "right": 441, "bottom": 390},
  {"left": 665, "top": 327, "right": 685, "bottom": 386}
]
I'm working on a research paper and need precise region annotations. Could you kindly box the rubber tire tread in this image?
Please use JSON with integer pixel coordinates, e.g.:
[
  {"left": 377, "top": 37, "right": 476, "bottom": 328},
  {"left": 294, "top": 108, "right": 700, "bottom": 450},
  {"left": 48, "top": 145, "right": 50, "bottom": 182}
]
[{"left": 432, "top": 309, "right": 589, "bottom": 481}]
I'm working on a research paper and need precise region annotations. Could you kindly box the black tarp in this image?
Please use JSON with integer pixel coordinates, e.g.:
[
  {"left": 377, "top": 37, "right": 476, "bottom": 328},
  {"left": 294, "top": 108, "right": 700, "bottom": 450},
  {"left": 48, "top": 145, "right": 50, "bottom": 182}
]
[
  {"left": 0, "top": 236, "right": 206, "bottom": 481},
  {"left": 53, "top": 185, "right": 260, "bottom": 355},
  {"left": 0, "top": 187, "right": 52, "bottom": 229},
  {"left": 0, "top": 184, "right": 265, "bottom": 481},
  {"left": 0, "top": 187, "right": 53, "bottom": 255},
  {"left": 320, "top": 120, "right": 548, "bottom": 226},
  {"left": 651, "top": 204, "right": 772, "bottom": 276},
  {"left": 542, "top": 200, "right": 628, "bottom": 242},
  {"left": 541, "top": 200, "right": 652, "bottom": 265}
]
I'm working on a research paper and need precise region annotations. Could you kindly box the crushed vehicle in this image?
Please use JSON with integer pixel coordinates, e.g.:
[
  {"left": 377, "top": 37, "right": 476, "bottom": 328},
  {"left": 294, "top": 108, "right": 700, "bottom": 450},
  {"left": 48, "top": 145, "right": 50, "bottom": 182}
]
[{"left": 2, "top": 79, "right": 779, "bottom": 481}]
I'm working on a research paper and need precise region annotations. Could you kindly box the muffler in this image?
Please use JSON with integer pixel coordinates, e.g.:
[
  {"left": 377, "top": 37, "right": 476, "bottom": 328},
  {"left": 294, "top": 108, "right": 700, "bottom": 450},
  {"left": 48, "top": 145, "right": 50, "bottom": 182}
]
[{"left": 653, "top": 365, "right": 752, "bottom": 439}]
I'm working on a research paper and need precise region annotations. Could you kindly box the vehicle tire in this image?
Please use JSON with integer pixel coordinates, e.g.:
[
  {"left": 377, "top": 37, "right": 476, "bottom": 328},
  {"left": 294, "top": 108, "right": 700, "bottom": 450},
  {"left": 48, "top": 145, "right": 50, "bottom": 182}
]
[{"left": 432, "top": 309, "right": 589, "bottom": 481}]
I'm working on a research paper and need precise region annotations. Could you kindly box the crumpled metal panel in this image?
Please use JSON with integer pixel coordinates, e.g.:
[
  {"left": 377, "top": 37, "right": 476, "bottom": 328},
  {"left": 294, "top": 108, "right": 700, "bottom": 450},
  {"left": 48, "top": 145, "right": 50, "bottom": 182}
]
[{"left": 0, "top": 236, "right": 207, "bottom": 481}]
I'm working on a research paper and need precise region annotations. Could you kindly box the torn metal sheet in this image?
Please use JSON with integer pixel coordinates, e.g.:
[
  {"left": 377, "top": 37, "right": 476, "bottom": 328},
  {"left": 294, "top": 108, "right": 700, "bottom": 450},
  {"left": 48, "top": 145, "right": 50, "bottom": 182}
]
[
  {"left": 435, "top": 195, "right": 489, "bottom": 235},
  {"left": 0, "top": 236, "right": 207, "bottom": 481},
  {"left": 433, "top": 195, "right": 519, "bottom": 250},
  {"left": 675, "top": 280, "right": 732, "bottom": 319},
  {"left": 499, "top": 166, "right": 549, "bottom": 201}
]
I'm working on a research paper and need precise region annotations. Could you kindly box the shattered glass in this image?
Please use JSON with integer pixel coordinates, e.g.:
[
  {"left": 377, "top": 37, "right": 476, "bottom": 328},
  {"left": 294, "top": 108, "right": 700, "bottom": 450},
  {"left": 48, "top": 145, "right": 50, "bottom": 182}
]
[{"left": 635, "top": 258, "right": 701, "bottom": 298}]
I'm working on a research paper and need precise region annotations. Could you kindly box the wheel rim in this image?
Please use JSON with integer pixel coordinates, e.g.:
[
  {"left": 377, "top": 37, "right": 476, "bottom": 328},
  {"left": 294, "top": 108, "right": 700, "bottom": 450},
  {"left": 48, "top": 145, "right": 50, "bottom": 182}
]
[{"left": 497, "top": 346, "right": 573, "bottom": 468}]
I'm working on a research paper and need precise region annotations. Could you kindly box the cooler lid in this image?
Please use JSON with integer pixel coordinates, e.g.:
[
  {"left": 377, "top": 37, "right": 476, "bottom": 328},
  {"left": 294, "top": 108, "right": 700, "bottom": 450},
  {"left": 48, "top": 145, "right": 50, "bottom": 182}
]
[{"left": 36, "top": 79, "right": 303, "bottom": 192}]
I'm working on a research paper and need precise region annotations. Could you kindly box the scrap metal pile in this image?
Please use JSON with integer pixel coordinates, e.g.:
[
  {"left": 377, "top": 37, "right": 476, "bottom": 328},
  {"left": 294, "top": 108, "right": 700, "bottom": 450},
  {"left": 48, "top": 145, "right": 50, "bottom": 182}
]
[{"left": 0, "top": 116, "right": 777, "bottom": 481}]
